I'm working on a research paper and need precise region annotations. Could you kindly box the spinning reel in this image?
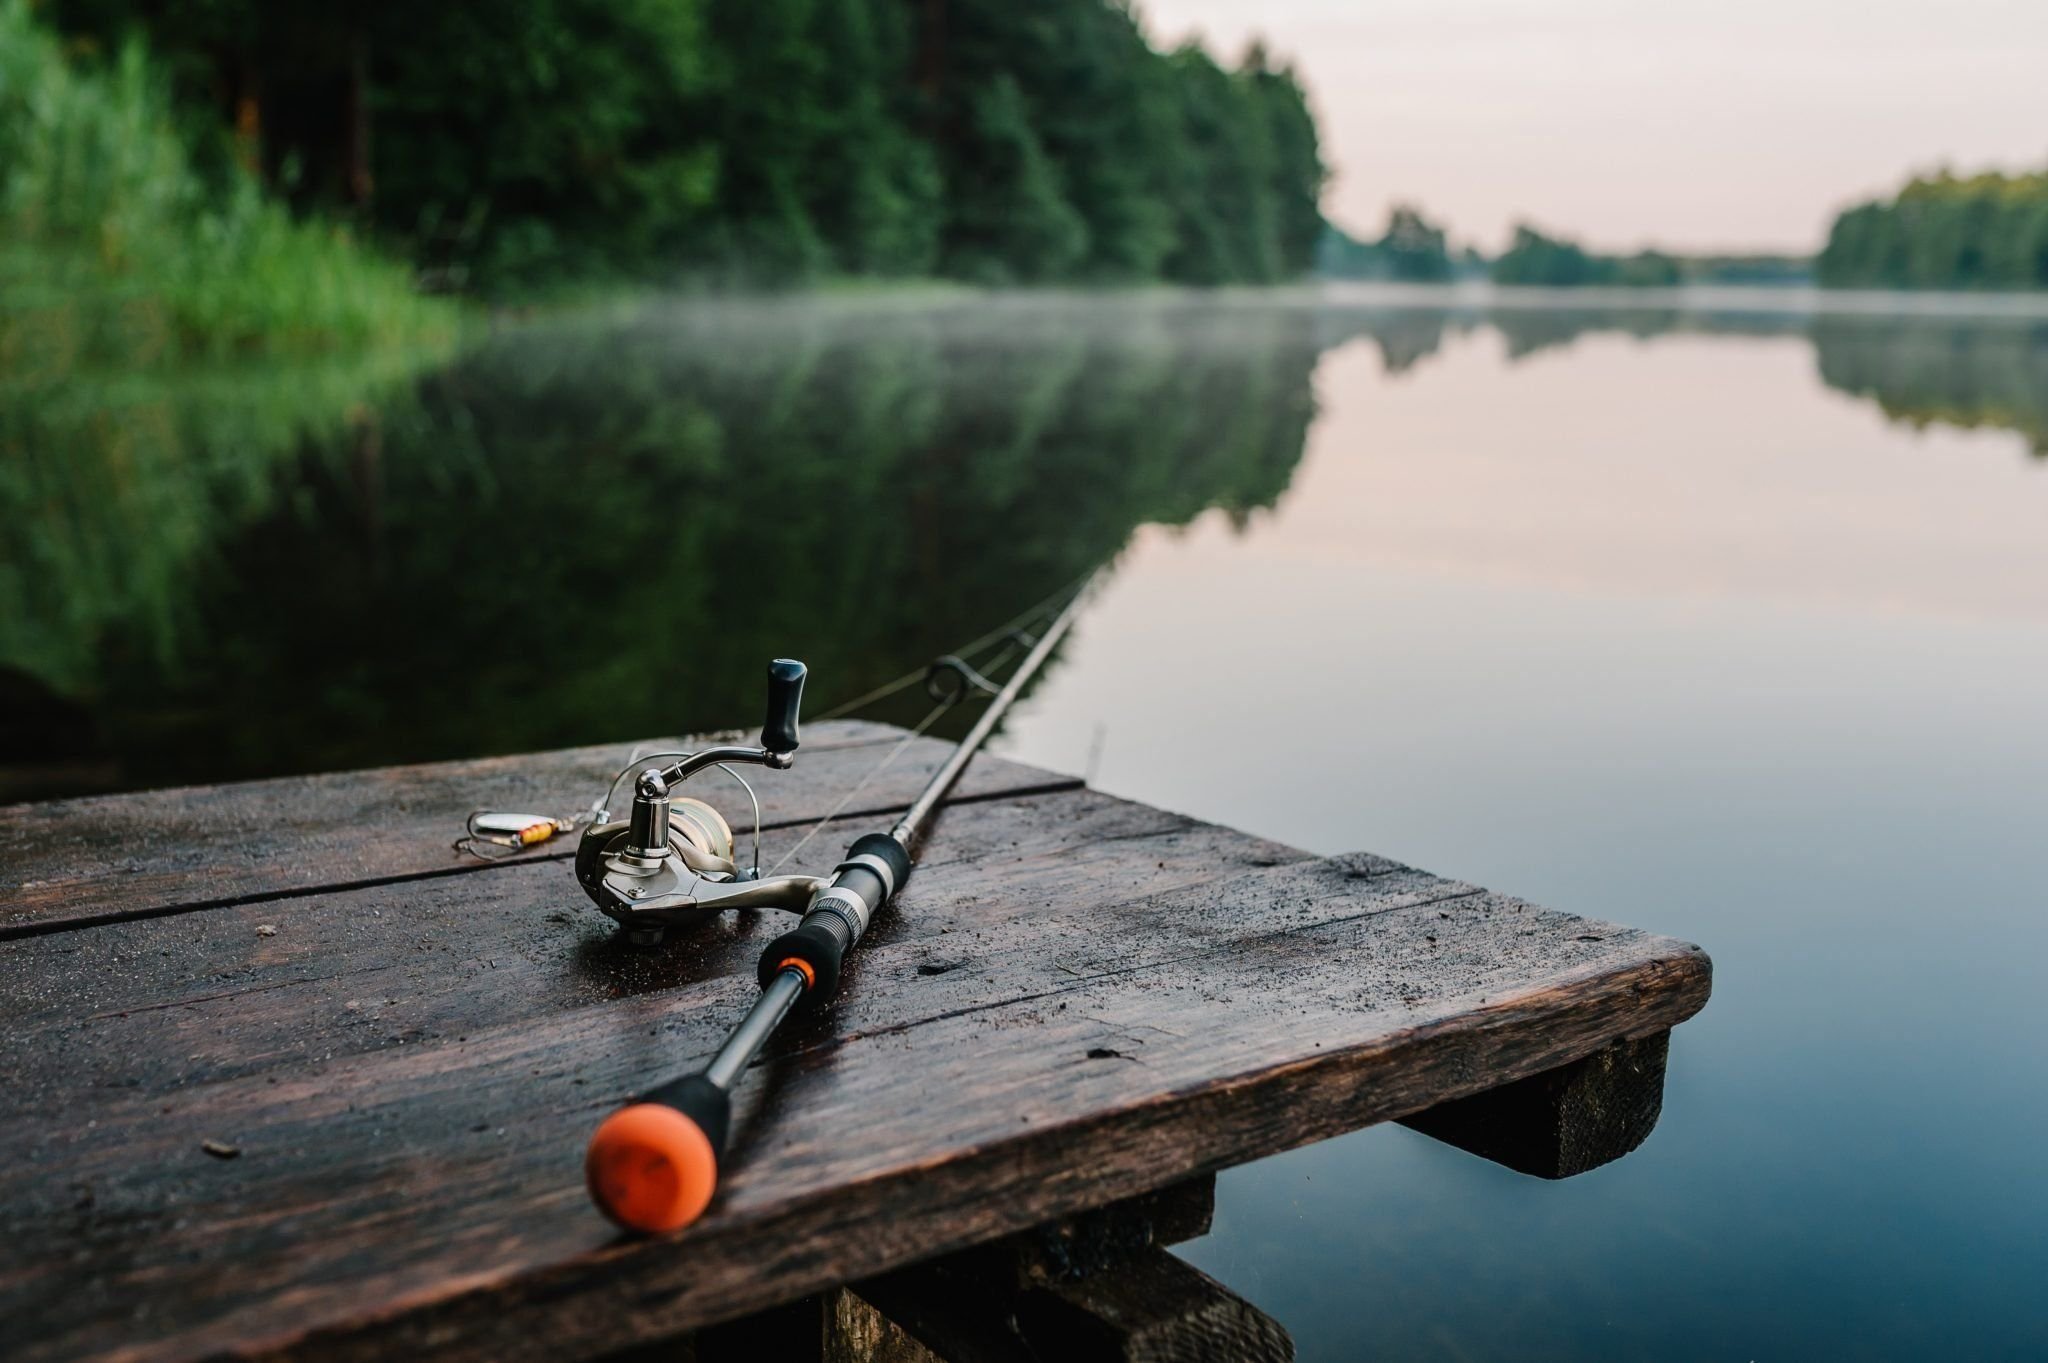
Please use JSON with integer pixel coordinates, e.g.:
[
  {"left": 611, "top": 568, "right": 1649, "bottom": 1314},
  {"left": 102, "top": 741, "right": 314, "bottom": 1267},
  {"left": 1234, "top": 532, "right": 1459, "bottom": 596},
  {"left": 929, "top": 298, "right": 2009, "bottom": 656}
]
[{"left": 574, "top": 659, "right": 827, "bottom": 946}]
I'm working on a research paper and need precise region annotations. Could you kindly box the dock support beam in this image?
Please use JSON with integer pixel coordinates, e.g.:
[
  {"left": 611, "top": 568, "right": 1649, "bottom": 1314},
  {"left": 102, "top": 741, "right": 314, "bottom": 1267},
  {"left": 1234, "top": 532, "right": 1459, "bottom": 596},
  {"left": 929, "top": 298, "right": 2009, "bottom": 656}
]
[
  {"left": 825, "top": 1176, "right": 1291, "bottom": 1363},
  {"left": 1400, "top": 1030, "right": 1673, "bottom": 1178}
]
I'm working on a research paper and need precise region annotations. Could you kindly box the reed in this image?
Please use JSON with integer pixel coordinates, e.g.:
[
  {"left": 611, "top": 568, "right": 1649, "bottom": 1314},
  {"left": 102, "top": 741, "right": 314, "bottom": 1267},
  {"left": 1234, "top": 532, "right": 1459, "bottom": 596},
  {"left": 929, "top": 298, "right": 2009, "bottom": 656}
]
[{"left": 0, "top": 0, "right": 455, "bottom": 363}]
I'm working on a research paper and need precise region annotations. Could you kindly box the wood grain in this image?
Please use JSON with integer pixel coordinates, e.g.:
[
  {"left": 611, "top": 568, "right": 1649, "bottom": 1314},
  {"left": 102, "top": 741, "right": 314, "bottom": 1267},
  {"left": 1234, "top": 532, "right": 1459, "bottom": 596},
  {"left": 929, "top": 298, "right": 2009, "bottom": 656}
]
[
  {"left": 0, "top": 836, "right": 1709, "bottom": 1363},
  {"left": 0, "top": 788, "right": 1300, "bottom": 1118},
  {"left": 827, "top": 1292, "right": 941, "bottom": 1363},
  {"left": 0, "top": 721, "right": 1079, "bottom": 938}
]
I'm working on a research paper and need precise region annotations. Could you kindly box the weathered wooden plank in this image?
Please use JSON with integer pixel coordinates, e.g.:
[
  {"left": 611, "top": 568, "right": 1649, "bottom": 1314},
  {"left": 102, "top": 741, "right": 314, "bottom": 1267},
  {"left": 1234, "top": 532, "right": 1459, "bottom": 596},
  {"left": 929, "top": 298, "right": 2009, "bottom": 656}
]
[
  {"left": 0, "top": 721, "right": 1079, "bottom": 938},
  {"left": 0, "top": 788, "right": 1302, "bottom": 1116},
  {"left": 1401, "top": 1029, "right": 1671, "bottom": 1178},
  {"left": 0, "top": 847, "right": 1709, "bottom": 1363}
]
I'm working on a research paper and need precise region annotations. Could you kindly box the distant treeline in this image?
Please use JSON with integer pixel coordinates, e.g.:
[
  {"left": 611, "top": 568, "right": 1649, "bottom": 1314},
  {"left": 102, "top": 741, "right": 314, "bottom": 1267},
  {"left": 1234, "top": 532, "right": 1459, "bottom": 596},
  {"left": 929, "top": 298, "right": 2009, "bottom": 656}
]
[
  {"left": 1318, "top": 209, "right": 1811, "bottom": 288},
  {"left": 1331, "top": 169, "right": 2048, "bottom": 294},
  {"left": 1491, "top": 225, "right": 1688, "bottom": 287},
  {"left": 47, "top": 0, "right": 1324, "bottom": 291},
  {"left": 1819, "top": 170, "right": 2048, "bottom": 291},
  {"left": 1316, "top": 206, "right": 1472, "bottom": 282}
]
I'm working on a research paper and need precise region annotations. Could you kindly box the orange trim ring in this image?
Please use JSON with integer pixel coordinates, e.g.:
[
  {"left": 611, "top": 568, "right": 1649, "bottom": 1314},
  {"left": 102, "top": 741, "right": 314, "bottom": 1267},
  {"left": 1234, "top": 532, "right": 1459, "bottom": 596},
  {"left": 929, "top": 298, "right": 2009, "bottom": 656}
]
[{"left": 779, "top": 956, "right": 817, "bottom": 990}]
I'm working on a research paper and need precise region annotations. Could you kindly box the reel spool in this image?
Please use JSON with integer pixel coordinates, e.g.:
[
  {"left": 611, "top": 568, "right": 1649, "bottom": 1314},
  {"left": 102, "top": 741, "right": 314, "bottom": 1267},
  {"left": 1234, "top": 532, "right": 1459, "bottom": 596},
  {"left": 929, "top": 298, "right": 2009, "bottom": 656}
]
[
  {"left": 666, "top": 797, "right": 738, "bottom": 876},
  {"left": 574, "top": 796, "right": 752, "bottom": 942}
]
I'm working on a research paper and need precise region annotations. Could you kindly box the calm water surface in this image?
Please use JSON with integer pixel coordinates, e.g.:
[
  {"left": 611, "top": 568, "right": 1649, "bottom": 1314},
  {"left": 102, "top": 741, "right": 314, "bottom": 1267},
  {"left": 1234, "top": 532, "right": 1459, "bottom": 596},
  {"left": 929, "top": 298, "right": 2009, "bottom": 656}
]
[
  {"left": 7, "top": 288, "right": 2046, "bottom": 1359},
  {"left": 999, "top": 295, "right": 2048, "bottom": 1361}
]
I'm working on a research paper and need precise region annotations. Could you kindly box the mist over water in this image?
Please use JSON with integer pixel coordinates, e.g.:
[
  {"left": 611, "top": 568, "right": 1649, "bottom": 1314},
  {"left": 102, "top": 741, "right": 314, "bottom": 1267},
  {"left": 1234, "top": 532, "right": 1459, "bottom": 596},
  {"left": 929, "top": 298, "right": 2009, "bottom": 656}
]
[{"left": 6, "top": 289, "right": 2047, "bottom": 1358}]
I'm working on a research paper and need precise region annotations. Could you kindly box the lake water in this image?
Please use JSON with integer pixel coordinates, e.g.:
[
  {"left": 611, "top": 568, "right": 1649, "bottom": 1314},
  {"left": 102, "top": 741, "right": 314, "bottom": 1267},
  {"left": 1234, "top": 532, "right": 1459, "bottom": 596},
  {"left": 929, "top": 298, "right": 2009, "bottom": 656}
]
[{"left": 7, "top": 286, "right": 2047, "bottom": 1358}]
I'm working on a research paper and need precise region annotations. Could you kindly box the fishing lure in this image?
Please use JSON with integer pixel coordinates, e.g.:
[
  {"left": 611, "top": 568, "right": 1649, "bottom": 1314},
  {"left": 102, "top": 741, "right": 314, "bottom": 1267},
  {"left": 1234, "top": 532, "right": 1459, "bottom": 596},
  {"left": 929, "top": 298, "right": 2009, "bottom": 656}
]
[{"left": 458, "top": 811, "right": 576, "bottom": 854}]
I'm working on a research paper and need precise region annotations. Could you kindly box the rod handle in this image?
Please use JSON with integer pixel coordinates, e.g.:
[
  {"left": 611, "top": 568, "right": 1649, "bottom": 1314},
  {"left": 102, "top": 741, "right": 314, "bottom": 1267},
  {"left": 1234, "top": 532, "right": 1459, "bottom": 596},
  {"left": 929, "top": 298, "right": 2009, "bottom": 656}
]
[
  {"left": 761, "top": 658, "right": 806, "bottom": 755},
  {"left": 759, "top": 917, "right": 847, "bottom": 1002},
  {"left": 757, "top": 835, "right": 908, "bottom": 1007},
  {"left": 585, "top": 1074, "right": 731, "bottom": 1234}
]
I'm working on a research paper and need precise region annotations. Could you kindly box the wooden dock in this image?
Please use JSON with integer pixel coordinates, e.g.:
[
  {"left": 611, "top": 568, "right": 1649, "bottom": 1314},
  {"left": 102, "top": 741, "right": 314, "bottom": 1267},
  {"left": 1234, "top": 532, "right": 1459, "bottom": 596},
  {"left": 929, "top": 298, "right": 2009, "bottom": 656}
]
[{"left": 0, "top": 721, "right": 1711, "bottom": 1362}]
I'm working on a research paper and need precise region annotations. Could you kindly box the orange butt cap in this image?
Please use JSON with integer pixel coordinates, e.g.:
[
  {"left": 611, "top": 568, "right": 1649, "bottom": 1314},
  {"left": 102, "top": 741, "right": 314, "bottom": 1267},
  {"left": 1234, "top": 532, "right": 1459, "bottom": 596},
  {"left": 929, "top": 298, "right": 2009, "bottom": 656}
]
[{"left": 585, "top": 1103, "right": 718, "bottom": 1234}]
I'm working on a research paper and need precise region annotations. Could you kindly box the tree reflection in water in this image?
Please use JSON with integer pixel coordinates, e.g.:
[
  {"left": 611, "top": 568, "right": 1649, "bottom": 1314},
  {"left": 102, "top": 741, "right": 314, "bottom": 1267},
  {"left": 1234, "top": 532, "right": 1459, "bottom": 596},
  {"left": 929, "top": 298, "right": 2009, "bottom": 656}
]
[{"left": 5, "top": 292, "right": 2045, "bottom": 798}]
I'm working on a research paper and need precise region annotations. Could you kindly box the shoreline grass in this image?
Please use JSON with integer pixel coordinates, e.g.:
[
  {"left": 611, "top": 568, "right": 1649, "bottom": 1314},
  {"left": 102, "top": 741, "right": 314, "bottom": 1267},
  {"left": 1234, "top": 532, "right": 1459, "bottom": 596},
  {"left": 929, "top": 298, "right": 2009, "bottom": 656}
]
[{"left": 0, "top": 1, "right": 457, "bottom": 366}]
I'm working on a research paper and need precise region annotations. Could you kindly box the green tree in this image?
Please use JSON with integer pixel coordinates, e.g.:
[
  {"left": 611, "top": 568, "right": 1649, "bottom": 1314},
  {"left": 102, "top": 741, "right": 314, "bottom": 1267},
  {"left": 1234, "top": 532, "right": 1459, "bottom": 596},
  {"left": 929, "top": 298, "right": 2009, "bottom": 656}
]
[
  {"left": 1611, "top": 250, "right": 1681, "bottom": 287},
  {"left": 941, "top": 75, "right": 1088, "bottom": 283},
  {"left": 1241, "top": 44, "right": 1324, "bottom": 277},
  {"left": 1492, "top": 223, "right": 1604, "bottom": 286},
  {"left": 1160, "top": 45, "right": 1279, "bottom": 283},
  {"left": 1380, "top": 205, "right": 1452, "bottom": 281},
  {"left": 1315, "top": 206, "right": 1452, "bottom": 281},
  {"left": 49, "top": 0, "right": 719, "bottom": 286},
  {"left": 45, "top": 0, "right": 1328, "bottom": 291},
  {"left": 1819, "top": 168, "right": 2048, "bottom": 291}
]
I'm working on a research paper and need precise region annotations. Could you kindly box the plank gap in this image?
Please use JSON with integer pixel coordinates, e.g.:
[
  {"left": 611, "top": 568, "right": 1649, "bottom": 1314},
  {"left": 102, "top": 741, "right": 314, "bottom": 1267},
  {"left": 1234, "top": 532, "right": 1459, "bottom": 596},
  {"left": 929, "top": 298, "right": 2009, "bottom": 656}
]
[{"left": 0, "top": 777, "right": 1086, "bottom": 943}]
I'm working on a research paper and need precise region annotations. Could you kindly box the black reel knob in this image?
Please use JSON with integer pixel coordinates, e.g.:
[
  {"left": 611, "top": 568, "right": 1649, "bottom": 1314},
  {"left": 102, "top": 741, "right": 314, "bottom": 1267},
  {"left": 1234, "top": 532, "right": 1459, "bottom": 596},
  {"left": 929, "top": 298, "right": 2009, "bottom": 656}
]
[{"left": 762, "top": 659, "right": 806, "bottom": 755}]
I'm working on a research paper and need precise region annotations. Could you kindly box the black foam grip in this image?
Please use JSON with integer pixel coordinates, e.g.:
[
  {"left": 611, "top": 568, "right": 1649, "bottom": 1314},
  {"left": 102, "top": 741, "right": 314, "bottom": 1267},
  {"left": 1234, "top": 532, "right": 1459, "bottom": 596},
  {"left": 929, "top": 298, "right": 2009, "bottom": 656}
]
[
  {"left": 759, "top": 919, "right": 847, "bottom": 1003},
  {"left": 642, "top": 1073, "right": 732, "bottom": 1166},
  {"left": 847, "top": 832, "right": 912, "bottom": 892},
  {"left": 762, "top": 659, "right": 806, "bottom": 754}
]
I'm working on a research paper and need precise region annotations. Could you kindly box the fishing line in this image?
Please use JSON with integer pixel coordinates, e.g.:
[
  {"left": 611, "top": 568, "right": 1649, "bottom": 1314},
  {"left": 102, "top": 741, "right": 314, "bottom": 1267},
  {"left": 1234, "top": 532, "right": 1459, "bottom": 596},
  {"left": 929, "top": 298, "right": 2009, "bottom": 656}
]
[
  {"left": 764, "top": 569, "right": 1094, "bottom": 874},
  {"left": 751, "top": 573, "right": 1093, "bottom": 871},
  {"left": 763, "top": 698, "right": 953, "bottom": 876},
  {"left": 810, "top": 566, "right": 1100, "bottom": 722},
  {"left": 455, "top": 572, "right": 1092, "bottom": 862}
]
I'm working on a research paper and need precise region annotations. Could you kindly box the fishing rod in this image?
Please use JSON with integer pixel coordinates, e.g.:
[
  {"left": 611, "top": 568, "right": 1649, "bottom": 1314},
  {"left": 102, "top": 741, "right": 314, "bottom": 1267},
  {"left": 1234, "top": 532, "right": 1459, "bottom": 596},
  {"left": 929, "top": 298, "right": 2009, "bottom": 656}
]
[{"left": 578, "top": 575, "right": 1098, "bottom": 1234}]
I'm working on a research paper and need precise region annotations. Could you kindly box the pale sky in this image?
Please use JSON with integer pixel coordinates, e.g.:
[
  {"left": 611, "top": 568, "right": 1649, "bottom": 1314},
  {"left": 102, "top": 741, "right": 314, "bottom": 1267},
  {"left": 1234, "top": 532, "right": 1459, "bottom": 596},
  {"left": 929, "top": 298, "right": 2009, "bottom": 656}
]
[{"left": 1139, "top": 0, "right": 2048, "bottom": 254}]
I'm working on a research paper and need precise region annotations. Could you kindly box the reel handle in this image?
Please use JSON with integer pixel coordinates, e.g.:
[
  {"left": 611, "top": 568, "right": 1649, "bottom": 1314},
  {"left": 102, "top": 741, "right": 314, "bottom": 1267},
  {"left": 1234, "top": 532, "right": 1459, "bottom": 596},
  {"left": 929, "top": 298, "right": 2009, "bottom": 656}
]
[
  {"left": 585, "top": 1074, "right": 731, "bottom": 1234},
  {"left": 762, "top": 658, "right": 806, "bottom": 755}
]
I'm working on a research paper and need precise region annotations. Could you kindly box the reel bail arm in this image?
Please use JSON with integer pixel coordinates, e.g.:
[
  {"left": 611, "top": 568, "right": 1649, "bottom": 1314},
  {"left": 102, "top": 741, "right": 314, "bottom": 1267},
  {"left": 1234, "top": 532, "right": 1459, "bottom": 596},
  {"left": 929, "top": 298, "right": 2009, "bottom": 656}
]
[{"left": 620, "top": 656, "right": 805, "bottom": 856}]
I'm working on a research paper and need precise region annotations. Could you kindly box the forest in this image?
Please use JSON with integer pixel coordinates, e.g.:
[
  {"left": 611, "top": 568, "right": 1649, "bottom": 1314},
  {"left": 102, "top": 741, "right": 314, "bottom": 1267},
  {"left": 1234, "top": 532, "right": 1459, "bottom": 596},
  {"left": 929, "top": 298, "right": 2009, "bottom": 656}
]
[
  {"left": 33, "top": 0, "right": 1325, "bottom": 296},
  {"left": 1819, "top": 169, "right": 2048, "bottom": 290}
]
